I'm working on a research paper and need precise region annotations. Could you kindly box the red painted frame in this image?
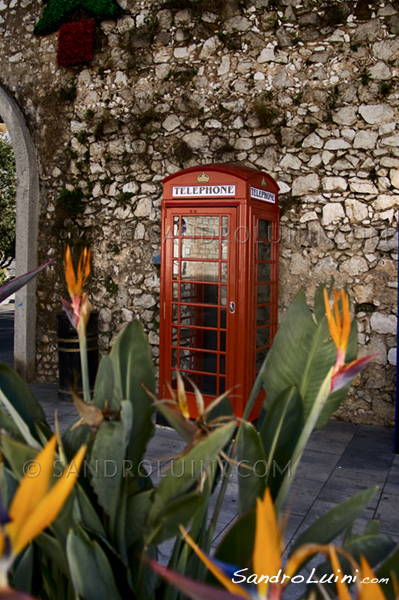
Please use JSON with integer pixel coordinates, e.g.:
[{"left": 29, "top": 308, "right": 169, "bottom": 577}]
[{"left": 160, "top": 164, "right": 279, "bottom": 420}]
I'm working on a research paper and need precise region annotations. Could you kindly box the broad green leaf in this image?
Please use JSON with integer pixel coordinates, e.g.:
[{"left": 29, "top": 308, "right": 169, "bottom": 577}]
[
  {"left": 237, "top": 421, "right": 266, "bottom": 515},
  {"left": 125, "top": 489, "right": 154, "bottom": 547},
  {"left": 11, "top": 543, "right": 35, "bottom": 593},
  {"left": 262, "top": 287, "right": 358, "bottom": 429},
  {"left": 259, "top": 386, "right": 303, "bottom": 501},
  {"left": 88, "top": 420, "right": 125, "bottom": 531},
  {"left": 62, "top": 421, "right": 93, "bottom": 460},
  {"left": 147, "top": 491, "right": 204, "bottom": 545},
  {"left": 36, "top": 531, "right": 69, "bottom": 577},
  {"left": 0, "top": 363, "right": 46, "bottom": 448},
  {"left": 93, "top": 356, "right": 115, "bottom": 410},
  {"left": 73, "top": 484, "right": 106, "bottom": 540},
  {"left": 0, "top": 435, "right": 40, "bottom": 480},
  {"left": 291, "top": 486, "right": 378, "bottom": 554},
  {"left": 375, "top": 547, "right": 399, "bottom": 600},
  {"left": 110, "top": 321, "right": 156, "bottom": 467},
  {"left": 149, "top": 422, "right": 236, "bottom": 525},
  {"left": 0, "top": 405, "right": 24, "bottom": 442},
  {"left": 67, "top": 529, "right": 122, "bottom": 600}
]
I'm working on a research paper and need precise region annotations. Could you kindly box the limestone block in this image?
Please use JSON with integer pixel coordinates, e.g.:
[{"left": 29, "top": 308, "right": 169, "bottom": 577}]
[
  {"left": 183, "top": 132, "right": 209, "bottom": 150},
  {"left": 380, "top": 134, "right": 399, "bottom": 147},
  {"left": 322, "top": 202, "right": 345, "bottom": 225},
  {"left": 362, "top": 335, "right": 387, "bottom": 364},
  {"left": 374, "top": 195, "right": 397, "bottom": 210},
  {"left": 322, "top": 176, "right": 348, "bottom": 192},
  {"left": 389, "top": 169, "right": 399, "bottom": 189},
  {"left": 370, "top": 313, "right": 397, "bottom": 334},
  {"left": 358, "top": 104, "right": 395, "bottom": 125},
  {"left": 134, "top": 294, "right": 157, "bottom": 308},
  {"left": 348, "top": 179, "right": 378, "bottom": 194},
  {"left": 324, "top": 139, "right": 351, "bottom": 150},
  {"left": 340, "top": 256, "right": 369, "bottom": 275},
  {"left": 345, "top": 199, "right": 369, "bottom": 222},
  {"left": 314, "top": 256, "right": 337, "bottom": 274},
  {"left": 280, "top": 154, "right": 302, "bottom": 170},
  {"left": 123, "top": 181, "right": 139, "bottom": 194},
  {"left": 272, "top": 68, "right": 294, "bottom": 89},
  {"left": 225, "top": 16, "right": 251, "bottom": 32},
  {"left": 388, "top": 348, "right": 397, "bottom": 366},
  {"left": 352, "top": 19, "right": 381, "bottom": 43},
  {"left": 134, "top": 198, "right": 152, "bottom": 217},
  {"left": 378, "top": 232, "right": 398, "bottom": 252},
  {"left": 162, "top": 114, "right": 180, "bottom": 131},
  {"left": 353, "top": 130, "right": 378, "bottom": 149},
  {"left": 218, "top": 55, "right": 230, "bottom": 76},
  {"left": 353, "top": 284, "right": 374, "bottom": 304},
  {"left": 292, "top": 174, "right": 320, "bottom": 196},
  {"left": 332, "top": 106, "right": 357, "bottom": 126},
  {"left": 300, "top": 211, "right": 318, "bottom": 223},
  {"left": 369, "top": 61, "right": 391, "bottom": 80},
  {"left": 258, "top": 47, "right": 275, "bottom": 63},
  {"left": 290, "top": 252, "right": 310, "bottom": 275},
  {"left": 302, "top": 132, "right": 324, "bottom": 148},
  {"left": 200, "top": 37, "right": 219, "bottom": 59},
  {"left": 372, "top": 38, "right": 399, "bottom": 60}
]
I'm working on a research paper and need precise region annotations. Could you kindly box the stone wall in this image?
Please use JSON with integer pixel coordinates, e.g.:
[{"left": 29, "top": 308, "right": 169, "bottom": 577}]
[{"left": 0, "top": 0, "right": 397, "bottom": 425}]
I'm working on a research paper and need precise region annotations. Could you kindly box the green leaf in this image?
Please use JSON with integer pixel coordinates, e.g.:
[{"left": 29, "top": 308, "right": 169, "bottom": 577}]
[
  {"left": 36, "top": 531, "right": 69, "bottom": 577},
  {"left": 156, "top": 401, "right": 197, "bottom": 444},
  {"left": 148, "top": 423, "right": 235, "bottom": 528},
  {"left": 376, "top": 547, "right": 399, "bottom": 600},
  {"left": 88, "top": 420, "right": 125, "bottom": 531},
  {"left": 11, "top": 543, "right": 35, "bottom": 593},
  {"left": 291, "top": 486, "right": 378, "bottom": 554},
  {"left": 214, "top": 510, "right": 256, "bottom": 576},
  {"left": 0, "top": 435, "right": 40, "bottom": 481},
  {"left": 93, "top": 356, "right": 115, "bottom": 410},
  {"left": 262, "top": 287, "right": 358, "bottom": 429},
  {"left": 0, "top": 363, "right": 47, "bottom": 448},
  {"left": 237, "top": 421, "right": 266, "bottom": 515},
  {"left": 110, "top": 321, "right": 156, "bottom": 468},
  {"left": 259, "top": 386, "right": 303, "bottom": 501},
  {"left": 67, "top": 529, "right": 122, "bottom": 600},
  {"left": 148, "top": 491, "right": 204, "bottom": 545},
  {"left": 126, "top": 489, "right": 154, "bottom": 547},
  {"left": 73, "top": 484, "right": 107, "bottom": 540}
]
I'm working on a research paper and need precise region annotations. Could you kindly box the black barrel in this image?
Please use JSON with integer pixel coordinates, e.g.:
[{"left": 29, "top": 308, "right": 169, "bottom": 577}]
[{"left": 57, "top": 311, "right": 99, "bottom": 401}]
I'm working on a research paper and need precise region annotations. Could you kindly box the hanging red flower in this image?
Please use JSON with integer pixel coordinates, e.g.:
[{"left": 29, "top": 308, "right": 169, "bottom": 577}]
[
  {"left": 34, "top": 0, "right": 124, "bottom": 68},
  {"left": 57, "top": 16, "right": 96, "bottom": 67}
]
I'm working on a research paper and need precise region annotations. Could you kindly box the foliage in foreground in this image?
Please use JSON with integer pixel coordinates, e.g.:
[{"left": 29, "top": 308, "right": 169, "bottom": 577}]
[{"left": 0, "top": 253, "right": 397, "bottom": 600}]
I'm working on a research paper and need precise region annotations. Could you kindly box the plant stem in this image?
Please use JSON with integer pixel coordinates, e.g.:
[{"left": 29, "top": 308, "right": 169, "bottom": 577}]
[{"left": 78, "top": 330, "right": 91, "bottom": 403}]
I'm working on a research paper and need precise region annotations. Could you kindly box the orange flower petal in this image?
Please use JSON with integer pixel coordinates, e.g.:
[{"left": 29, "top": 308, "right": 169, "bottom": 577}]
[
  {"left": 330, "top": 547, "right": 351, "bottom": 600},
  {"left": 358, "top": 556, "right": 386, "bottom": 600},
  {"left": 8, "top": 436, "right": 57, "bottom": 537},
  {"left": 10, "top": 445, "right": 86, "bottom": 555},
  {"left": 253, "top": 488, "right": 281, "bottom": 597}
]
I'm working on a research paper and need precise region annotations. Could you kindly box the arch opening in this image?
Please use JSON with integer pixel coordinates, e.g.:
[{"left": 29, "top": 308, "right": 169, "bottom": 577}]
[{"left": 0, "top": 85, "right": 40, "bottom": 380}]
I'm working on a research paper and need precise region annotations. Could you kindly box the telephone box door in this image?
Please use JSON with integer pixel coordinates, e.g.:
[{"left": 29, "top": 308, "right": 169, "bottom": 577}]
[{"left": 160, "top": 206, "right": 237, "bottom": 414}]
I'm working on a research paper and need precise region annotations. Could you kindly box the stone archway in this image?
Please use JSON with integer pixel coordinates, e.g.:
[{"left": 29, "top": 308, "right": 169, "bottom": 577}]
[{"left": 0, "top": 85, "right": 39, "bottom": 380}]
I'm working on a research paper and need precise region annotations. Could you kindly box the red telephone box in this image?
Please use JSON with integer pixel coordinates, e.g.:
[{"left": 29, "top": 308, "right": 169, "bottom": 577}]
[{"left": 159, "top": 164, "right": 279, "bottom": 420}]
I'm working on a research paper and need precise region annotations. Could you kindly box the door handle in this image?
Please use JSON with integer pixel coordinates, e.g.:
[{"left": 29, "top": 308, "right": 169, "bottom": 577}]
[{"left": 229, "top": 302, "right": 235, "bottom": 314}]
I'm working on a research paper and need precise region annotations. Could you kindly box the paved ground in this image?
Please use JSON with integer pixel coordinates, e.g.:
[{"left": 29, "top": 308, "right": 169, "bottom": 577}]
[{"left": 1, "top": 303, "right": 398, "bottom": 593}]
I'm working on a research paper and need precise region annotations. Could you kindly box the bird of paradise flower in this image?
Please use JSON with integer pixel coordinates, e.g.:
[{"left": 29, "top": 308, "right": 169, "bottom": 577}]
[{"left": 0, "top": 436, "right": 86, "bottom": 594}]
